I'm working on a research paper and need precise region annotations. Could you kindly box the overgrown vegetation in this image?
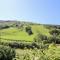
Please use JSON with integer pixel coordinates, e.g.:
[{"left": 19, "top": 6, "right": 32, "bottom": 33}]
[
  {"left": 15, "top": 43, "right": 60, "bottom": 60},
  {"left": 0, "top": 45, "right": 15, "bottom": 60}
]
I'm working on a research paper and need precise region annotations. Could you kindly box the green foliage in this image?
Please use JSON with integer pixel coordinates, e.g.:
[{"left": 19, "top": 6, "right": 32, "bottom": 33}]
[
  {"left": 0, "top": 45, "right": 15, "bottom": 60},
  {"left": 34, "top": 33, "right": 48, "bottom": 49},
  {"left": 50, "top": 29, "right": 60, "bottom": 36},
  {"left": 15, "top": 44, "right": 60, "bottom": 60},
  {"left": 48, "top": 36, "right": 60, "bottom": 44},
  {"left": 34, "top": 33, "right": 48, "bottom": 43},
  {"left": 0, "top": 25, "right": 10, "bottom": 29},
  {"left": 0, "top": 21, "right": 60, "bottom": 60},
  {"left": 8, "top": 42, "right": 39, "bottom": 49},
  {"left": 49, "top": 29, "right": 60, "bottom": 44},
  {"left": 25, "top": 26, "right": 33, "bottom": 35}
]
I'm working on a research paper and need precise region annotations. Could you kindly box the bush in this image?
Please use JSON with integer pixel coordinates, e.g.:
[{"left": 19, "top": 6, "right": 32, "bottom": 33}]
[
  {"left": 31, "top": 42, "right": 40, "bottom": 49},
  {"left": 34, "top": 33, "right": 49, "bottom": 49},
  {"left": 48, "top": 36, "right": 60, "bottom": 44},
  {"left": 25, "top": 26, "right": 33, "bottom": 35},
  {"left": 0, "top": 45, "right": 15, "bottom": 60},
  {"left": 27, "top": 30, "right": 33, "bottom": 35},
  {"left": 9, "top": 42, "right": 40, "bottom": 49},
  {"left": 34, "top": 33, "right": 48, "bottom": 43},
  {"left": 19, "top": 43, "right": 25, "bottom": 49},
  {"left": 48, "top": 36, "right": 56, "bottom": 43},
  {"left": 50, "top": 29, "right": 60, "bottom": 36},
  {"left": 0, "top": 25, "right": 10, "bottom": 29},
  {"left": 9, "top": 42, "right": 20, "bottom": 48}
]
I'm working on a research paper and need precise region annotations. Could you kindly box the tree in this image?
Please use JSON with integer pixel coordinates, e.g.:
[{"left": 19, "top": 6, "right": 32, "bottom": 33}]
[
  {"left": 49, "top": 29, "right": 60, "bottom": 43},
  {"left": 50, "top": 29, "right": 60, "bottom": 36},
  {"left": 25, "top": 26, "right": 33, "bottom": 35}
]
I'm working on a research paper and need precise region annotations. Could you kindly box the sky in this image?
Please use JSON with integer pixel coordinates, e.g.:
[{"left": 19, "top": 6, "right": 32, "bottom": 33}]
[{"left": 0, "top": 0, "right": 60, "bottom": 25}]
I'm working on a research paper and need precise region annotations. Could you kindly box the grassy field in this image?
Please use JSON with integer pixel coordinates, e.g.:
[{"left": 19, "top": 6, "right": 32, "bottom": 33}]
[{"left": 0, "top": 24, "right": 50, "bottom": 42}]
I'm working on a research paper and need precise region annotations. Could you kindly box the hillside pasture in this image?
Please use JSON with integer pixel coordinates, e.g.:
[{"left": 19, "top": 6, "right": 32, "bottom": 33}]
[{"left": 0, "top": 24, "right": 51, "bottom": 42}]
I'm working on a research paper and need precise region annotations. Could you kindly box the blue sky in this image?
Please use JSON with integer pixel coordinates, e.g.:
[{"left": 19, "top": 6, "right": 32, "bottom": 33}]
[{"left": 0, "top": 0, "right": 60, "bottom": 25}]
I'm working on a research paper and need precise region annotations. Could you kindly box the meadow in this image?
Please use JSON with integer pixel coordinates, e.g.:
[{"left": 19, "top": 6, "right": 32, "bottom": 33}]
[{"left": 0, "top": 24, "right": 50, "bottom": 42}]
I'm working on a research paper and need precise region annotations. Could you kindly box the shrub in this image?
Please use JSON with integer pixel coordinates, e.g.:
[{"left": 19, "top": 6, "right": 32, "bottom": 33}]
[
  {"left": 31, "top": 42, "right": 40, "bottom": 49},
  {"left": 34, "top": 33, "right": 49, "bottom": 49},
  {"left": 0, "top": 25, "right": 9, "bottom": 29},
  {"left": 55, "top": 37, "right": 60, "bottom": 44},
  {"left": 34, "top": 33, "right": 48, "bottom": 43},
  {"left": 48, "top": 36, "right": 56, "bottom": 43},
  {"left": 50, "top": 29, "right": 60, "bottom": 36},
  {"left": 25, "top": 43, "right": 33, "bottom": 49},
  {"left": 49, "top": 29, "right": 60, "bottom": 44},
  {"left": 9, "top": 42, "right": 40, "bottom": 49},
  {"left": 27, "top": 30, "right": 33, "bottom": 35},
  {"left": 19, "top": 43, "right": 25, "bottom": 49},
  {"left": 48, "top": 36, "right": 60, "bottom": 44},
  {"left": 0, "top": 45, "right": 15, "bottom": 60},
  {"left": 25, "top": 26, "right": 33, "bottom": 35},
  {"left": 9, "top": 42, "right": 20, "bottom": 48}
]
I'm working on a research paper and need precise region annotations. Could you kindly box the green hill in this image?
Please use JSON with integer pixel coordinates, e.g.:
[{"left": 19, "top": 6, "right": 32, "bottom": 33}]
[{"left": 0, "top": 21, "right": 60, "bottom": 42}]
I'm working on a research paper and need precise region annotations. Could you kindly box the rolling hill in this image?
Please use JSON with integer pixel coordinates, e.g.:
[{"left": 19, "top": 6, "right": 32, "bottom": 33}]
[{"left": 0, "top": 20, "right": 60, "bottom": 42}]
